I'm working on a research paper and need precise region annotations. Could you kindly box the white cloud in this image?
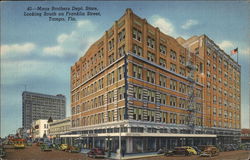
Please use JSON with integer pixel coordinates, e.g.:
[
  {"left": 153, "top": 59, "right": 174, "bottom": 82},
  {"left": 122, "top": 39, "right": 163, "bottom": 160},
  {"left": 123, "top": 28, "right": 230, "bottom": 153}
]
[
  {"left": 150, "top": 15, "right": 177, "bottom": 37},
  {"left": 42, "top": 20, "right": 99, "bottom": 58},
  {"left": 77, "top": 20, "right": 93, "bottom": 30},
  {"left": 241, "top": 47, "right": 250, "bottom": 56},
  {"left": 1, "top": 43, "right": 36, "bottom": 56},
  {"left": 218, "top": 40, "right": 234, "bottom": 50},
  {"left": 181, "top": 19, "right": 199, "bottom": 30}
]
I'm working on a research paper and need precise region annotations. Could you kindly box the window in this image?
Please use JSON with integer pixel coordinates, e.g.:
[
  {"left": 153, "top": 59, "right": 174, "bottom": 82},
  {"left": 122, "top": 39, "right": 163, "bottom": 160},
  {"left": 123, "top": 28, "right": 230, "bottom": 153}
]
[
  {"left": 213, "top": 96, "right": 217, "bottom": 104},
  {"left": 160, "top": 44, "right": 166, "bottom": 54},
  {"left": 170, "top": 79, "right": 177, "bottom": 90},
  {"left": 118, "top": 45, "right": 125, "bottom": 58},
  {"left": 108, "top": 110, "right": 114, "bottom": 122},
  {"left": 179, "top": 99, "right": 186, "bottom": 109},
  {"left": 108, "top": 90, "right": 114, "bottom": 103},
  {"left": 159, "top": 75, "right": 166, "bottom": 87},
  {"left": 179, "top": 67, "right": 185, "bottom": 76},
  {"left": 108, "top": 53, "right": 114, "bottom": 64},
  {"left": 170, "top": 96, "right": 177, "bottom": 107},
  {"left": 170, "top": 50, "right": 176, "bottom": 60},
  {"left": 117, "top": 86, "right": 125, "bottom": 100},
  {"left": 147, "top": 52, "right": 155, "bottom": 62},
  {"left": 133, "top": 86, "right": 142, "bottom": 100},
  {"left": 133, "top": 44, "right": 142, "bottom": 56},
  {"left": 132, "top": 28, "right": 142, "bottom": 42},
  {"left": 108, "top": 39, "right": 114, "bottom": 51},
  {"left": 146, "top": 70, "right": 155, "bottom": 83},
  {"left": 133, "top": 108, "right": 143, "bottom": 120},
  {"left": 118, "top": 29, "right": 125, "bottom": 42},
  {"left": 147, "top": 90, "right": 156, "bottom": 103},
  {"left": 170, "top": 113, "right": 177, "bottom": 124},
  {"left": 213, "top": 107, "right": 217, "bottom": 116},
  {"left": 170, "top": 63, "right": 176, "bottom": 72},
  {"left": 159, "top": 58, "right": 166, "bottom": 67},
  {"left": 159, "top": 94, "right": 166, "bottom": 105},
  {"left": 179, "top": 56, "right": 185, "bottom": 65},
  {"left": 179, "top": 83, "right": 186, "bottom": 93},
  {"left": 118, "top": 66, "right": 124, "bottom": 80},
  {"left": 133, "top": 64, "right": 142, "bottom": 79},
  {"left": 118, "top": 108, "right": 125, "bottom": 121},
  {"left": 207, "top": 71, "right": 211, "bottom": 78},
  {"left": 160, "top": 112, "right": 168, "bottom": 123},
  {"left": 147, "top": 37, "right": 155, "bottom": 49},
  {"left": 179, "top": 115, "right": 185, "bottom": 124},
  {"left": 147, "top": 110, "right": 155, "bottom": 122},
  {"left": 107, "top": 71, "right": 115, "bottom": 85}
]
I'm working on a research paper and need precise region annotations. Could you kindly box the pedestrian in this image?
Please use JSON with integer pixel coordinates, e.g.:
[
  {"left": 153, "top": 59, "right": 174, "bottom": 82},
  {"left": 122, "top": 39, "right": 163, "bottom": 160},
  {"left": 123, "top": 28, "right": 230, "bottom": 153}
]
[{"left": 121, "top": 147, "right": 125, "bottom": 157}]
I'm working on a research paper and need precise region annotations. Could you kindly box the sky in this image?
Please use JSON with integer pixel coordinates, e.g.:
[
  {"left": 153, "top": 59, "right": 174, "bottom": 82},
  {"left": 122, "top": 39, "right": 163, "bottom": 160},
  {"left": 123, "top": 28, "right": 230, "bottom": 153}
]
[{"left": 1, "top": 1, "right": 249, "bottom": 137}]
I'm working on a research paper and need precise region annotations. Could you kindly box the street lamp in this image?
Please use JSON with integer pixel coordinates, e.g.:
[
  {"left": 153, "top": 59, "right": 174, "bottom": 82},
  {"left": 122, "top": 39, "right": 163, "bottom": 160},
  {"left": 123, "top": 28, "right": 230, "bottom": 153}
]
[{"left": 119, "top": 124, "right": 125, "bottom": 160}]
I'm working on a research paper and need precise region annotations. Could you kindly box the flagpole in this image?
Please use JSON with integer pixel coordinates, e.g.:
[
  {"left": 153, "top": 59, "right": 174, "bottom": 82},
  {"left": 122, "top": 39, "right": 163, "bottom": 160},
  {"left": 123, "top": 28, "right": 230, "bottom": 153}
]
[{"left": 237, "top": 48, "right": 239, "bottom": 63}]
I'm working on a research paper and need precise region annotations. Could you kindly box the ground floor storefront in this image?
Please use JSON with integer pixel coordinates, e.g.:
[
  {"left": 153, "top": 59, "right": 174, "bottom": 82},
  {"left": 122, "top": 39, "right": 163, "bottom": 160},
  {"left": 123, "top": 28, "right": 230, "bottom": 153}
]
[{"left": 58, "top": 133, "right": 216, "bottom": 153}]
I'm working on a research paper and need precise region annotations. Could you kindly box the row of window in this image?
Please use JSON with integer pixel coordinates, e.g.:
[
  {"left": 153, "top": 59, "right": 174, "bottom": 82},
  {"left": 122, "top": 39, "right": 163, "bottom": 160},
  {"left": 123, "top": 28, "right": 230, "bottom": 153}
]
[
  {"left": 132, "top": 85, "right": 202, "bottom": 111},
  {"left": 132, "top": 108, "right": 202, "bottom": 126},
  {"left": 212, "top": 120, "right": 240, "bottom": 129},
  {"left": 72, "top": 66, "right": 124, "bottom": 103},
  {"left": 72, "top": 108, "right": 126, "bottom": 127}
]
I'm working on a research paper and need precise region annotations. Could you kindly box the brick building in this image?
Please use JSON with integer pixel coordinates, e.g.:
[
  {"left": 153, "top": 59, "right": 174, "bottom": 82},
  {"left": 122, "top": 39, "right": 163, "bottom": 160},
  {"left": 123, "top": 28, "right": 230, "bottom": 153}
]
[{"left": 70, "top": 9, "right": 240, "bottom": 153}]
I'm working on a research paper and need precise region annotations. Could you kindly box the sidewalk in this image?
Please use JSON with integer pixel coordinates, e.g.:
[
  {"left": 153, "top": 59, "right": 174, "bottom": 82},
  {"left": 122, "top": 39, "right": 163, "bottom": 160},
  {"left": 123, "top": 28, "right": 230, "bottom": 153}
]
[
  {"left": 80, "top": 149, "right": 161, "bottom": 160},
  {"left": 109, "top": 152, "right": 161, "bottom": 160}
]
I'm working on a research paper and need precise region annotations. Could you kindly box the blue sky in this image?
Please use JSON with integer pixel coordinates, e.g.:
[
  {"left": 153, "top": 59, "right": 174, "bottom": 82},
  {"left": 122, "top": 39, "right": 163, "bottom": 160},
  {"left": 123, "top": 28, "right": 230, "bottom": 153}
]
[{"left": 1, "top": 1, "right": 249, "bottom": 137}]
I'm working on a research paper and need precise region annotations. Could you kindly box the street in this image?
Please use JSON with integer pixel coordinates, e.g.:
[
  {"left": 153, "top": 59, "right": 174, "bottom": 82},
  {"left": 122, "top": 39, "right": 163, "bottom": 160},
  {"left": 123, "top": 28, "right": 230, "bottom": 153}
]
[{"left": 3, "top": 144, "right": 250, "bottom": 160}]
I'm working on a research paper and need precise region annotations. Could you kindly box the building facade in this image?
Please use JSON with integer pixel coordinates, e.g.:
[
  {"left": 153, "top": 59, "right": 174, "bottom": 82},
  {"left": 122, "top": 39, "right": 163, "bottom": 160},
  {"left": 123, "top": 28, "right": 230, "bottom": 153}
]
[
  {"left": 31, "top": 119, "right": 49, "bottom": 139},
  {"left": 48, "top": 117, "right": 71, "bottom": 144},
  {"left": 177, "top": 35, "right": 241, "bottom": 144},
  {"left": 70, "top": 9, "right": 240, "bottom": 153},
  {"left": 22, "top": 91, "right": 66, "bottom": 129}
]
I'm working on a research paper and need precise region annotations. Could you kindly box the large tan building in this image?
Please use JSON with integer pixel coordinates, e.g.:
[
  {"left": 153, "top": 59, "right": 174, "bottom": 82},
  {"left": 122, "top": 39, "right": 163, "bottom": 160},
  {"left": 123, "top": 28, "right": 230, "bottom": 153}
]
[{"left": 70, "top": 9, "right": 240, "bottom": 153}]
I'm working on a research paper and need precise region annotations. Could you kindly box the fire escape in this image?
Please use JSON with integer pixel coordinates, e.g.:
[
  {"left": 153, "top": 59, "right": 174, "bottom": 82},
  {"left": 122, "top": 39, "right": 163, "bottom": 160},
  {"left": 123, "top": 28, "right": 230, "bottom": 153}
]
[{"left": 186, "top": 49, "right": 197, "bottom": 134}]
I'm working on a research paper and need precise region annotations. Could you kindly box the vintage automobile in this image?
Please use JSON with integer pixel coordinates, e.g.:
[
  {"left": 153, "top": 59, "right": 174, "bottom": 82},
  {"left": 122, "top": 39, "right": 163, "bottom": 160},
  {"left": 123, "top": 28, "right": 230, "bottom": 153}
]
[
  {"left": 191, "top": 146, "right": 201, "bottom": 155},
  {"left": 165, "top": 147, "right": 190, "bottom": 156},
  {"left": 60, "top": 144, "right": 69, "bottom": 151},
  {"left": 200, "top": 146, "right": 219, "bottom": 157},
  {"left": 0, "top": 147, "right": 6, "bottom": 158},
  {"left": 67, "top": 145, "right": 80, "bottom": 153},
  {"left": 13, "top": 139, "right": 25, "bottom": 149},
  {"left": 181, "top": 146, "right": 197, "bottom": 155},
  {"left": 87, "top": 148, "right": 106, "bottom": 158},
  {"left": 40, "top": 143, "right": 52, "bottom": 151},
  {"left": 26, "top": 140, "right": 33, "bottom": 146}
]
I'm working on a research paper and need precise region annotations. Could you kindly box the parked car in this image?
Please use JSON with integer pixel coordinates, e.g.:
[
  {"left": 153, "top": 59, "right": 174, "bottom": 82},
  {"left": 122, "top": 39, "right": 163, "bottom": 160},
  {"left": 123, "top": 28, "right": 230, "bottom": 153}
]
[
  {"left": 40, "top": 143, "right": 52, "bottom": 151},
  {"left": 191, "top": 146, "right": 201, "bottom": 155},
  {"left": 67, "top": 145, "right": 80, "bottom": 153},
  {"left": 200, "top": 146, "right": 219, "bottom": 157},
  {"left": 13, "top": 139, "right": 25, "bottom": 149},
  {"left": 87, "top": 148, "right": 106, "bottom": 158},
  {"left": 165, "top": 147, "right": 190, "bottom": 156},
  {"left": 26, "top": 140, "right": 32, "bottom": 146},
  {"left": 60, "top": 144, "right": 69, "bottom": 151},
  {"left": 181, "top": 146, "right": 197, "bottom": 155},
  {"left": 0, "top": 147, "right": 6, "bottom": 158}
]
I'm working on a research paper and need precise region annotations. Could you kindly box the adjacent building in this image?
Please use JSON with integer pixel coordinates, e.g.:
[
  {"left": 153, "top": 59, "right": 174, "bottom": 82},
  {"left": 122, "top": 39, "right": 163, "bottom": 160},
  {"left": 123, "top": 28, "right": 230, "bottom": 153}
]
[
  {"left": 31, "top": 119, "right": 49, "bottom": 139},
  {"left": 22, "top": 91, "right": 66, "bottom": 129},
  {"left": 177, "top": 35, "right": 241, "bottom": 144},
  {"left": 48, "top": 117, "right": 71, "bottom": 144},
  {"left": 70, "top": 9, "right": 241, "bottom": 153}
]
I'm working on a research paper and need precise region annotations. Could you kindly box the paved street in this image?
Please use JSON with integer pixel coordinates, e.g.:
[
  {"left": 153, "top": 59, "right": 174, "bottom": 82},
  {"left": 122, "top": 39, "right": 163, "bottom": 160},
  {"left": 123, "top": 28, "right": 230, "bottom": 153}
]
[
  {"left": 4, "top": 145, "right": 102, "bottom": 160},
  {"left": 3, "top": 144, "right": 250, "bottom": 160}
]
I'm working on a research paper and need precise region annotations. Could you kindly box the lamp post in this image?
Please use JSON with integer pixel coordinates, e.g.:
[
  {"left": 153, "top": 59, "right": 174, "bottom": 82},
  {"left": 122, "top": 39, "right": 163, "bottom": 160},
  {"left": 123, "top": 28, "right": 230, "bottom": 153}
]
[{"left": 119, "top": 124, "right": 124, "bottom": 159}]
